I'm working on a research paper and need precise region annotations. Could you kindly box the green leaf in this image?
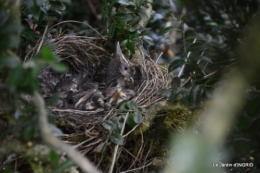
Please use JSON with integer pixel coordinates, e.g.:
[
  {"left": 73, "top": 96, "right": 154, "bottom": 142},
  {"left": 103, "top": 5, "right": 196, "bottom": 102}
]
[
  {"left": 40, "top": 46, "right": 56, "bottom": 62},
  {"left": 192, "top": 55, "right": 212, "bottom": 63},
  {"left": 49, "top": 150, "right": 58, "bottom": 163},
  {"left": 107, "top": 23, "right": 115, "bottom": 39},
  {"left": 188, "top": 85, "right": 204, "bottom": 106},
  {"left": 0, "top": 35, "right": 20, "bottom": 51},
  {"left": 183, "top": 23, "right": 193, "bottom": 32},
  {"left": 139, "top": 28, "right": 151, "bottom": 35},
  {"left": 133, "top": 110, "right": 142, "bottom": 123},
  {"left": 101, "top": 4, "right": 108, "bottom": 27},
  {"left": 156, "top": 89, "right": 171, "bottom": 98},
  {"left": 126, "top": 41, "right": 135, "bottom": 54},
  {"left": 137, "top": 8, "right": 148, "bottom": 18},
  {"left": 121, "top": 40, "right": 128, "bottom": 46},
  {"left": 143, "top": 35, "right": 154, "bottom": 45},
  {"left": 50, "top": 1, "right": 66, "bottom": 10},
  {"left": 113, "top": 12, "right": 133, "bottom": 23},
  {"left": 129, "top": 101, "right": 138, "bottom": 110},
  {"left": 0, "top": 56, "right": 21, "bottom": 69},
  {"left": 159, "top": 26, "right": 181, "bottom": 35},
  {"left": 58, "top": 0, "right": 71, "bottom": 2},
  {"left": 49, "top": 62, "right": 67, "bottom": 73},
  {"left": 169, "top": 87, "right": 187, "bottom": 103},
  {"left": 187, "top": 42, "right": 208, "bottom": 52},
  {"left": 160, "top": 0, "right": 170, "bottom": 6},
  {"left": 53, "top": 160, "right": 76, "bottom": 172},
  {"left": 102, "top": 120, "right": 114, "bottom": 131},
  {"left": 186, "top": 32, "right": 207, "bottom": 41},
  {"left": 171, "top": 77, "right": 181, "bottom": 88},
  {"left": 130, "top": 16, "right": 141, "bottom": 26},
  {"left": 110, "top": 131, "right": 124, "bottom": 145},
  {"left": 126, "top": 110, "right": 142, "bottom": 128},
  {"left": 127, "top": 113, "right": 136, "bottom": 127},
  {"left": 168, "top": 59, "right": 185, "bottom": 72},
  {"left": 136, "top": 0, "right": 146, "bottom": 6},
  {"left": 112, "top": 0, "right": 130, "bottom": 5}
]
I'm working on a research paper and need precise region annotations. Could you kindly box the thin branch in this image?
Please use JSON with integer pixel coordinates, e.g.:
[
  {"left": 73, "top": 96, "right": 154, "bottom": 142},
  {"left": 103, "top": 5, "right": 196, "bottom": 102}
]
[
  {"left": 36, "top": 19, "right": 49, "bottom": 54},
  {"left": 178, "top": 38, "right": 197, "bottom": 77},
  {"left": 34, "top": 91, "right": 101, "bottom": 173},
  {"left": 109, "top": 112, "right": 129, "bottom": 173}
]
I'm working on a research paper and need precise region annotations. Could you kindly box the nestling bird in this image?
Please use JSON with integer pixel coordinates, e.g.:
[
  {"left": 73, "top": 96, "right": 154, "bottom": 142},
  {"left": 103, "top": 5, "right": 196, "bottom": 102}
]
[
  {"left": 103, "top": 87, "right": 135, "bottom": 105},
  {"left": 105, "top": 42, "right": 133, "bottom": 88}
]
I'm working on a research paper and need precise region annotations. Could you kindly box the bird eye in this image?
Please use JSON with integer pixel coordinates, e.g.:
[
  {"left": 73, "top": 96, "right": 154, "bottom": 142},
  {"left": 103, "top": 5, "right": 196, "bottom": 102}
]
[
  {"left": 68, "top": 98, "right": 75, "bottom": 105},
  {"left": 123, "top": 64, "right": 128, "bottom": 71}
]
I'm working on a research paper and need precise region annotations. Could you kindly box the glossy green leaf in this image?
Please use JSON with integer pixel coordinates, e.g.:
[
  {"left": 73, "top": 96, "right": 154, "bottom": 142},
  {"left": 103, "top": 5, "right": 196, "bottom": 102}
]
[
  {"left": 139, "top": 28, "right": 151, "bottom": 35},
  {"left": 130, "top": 16, "right": 141, "bottom": 26},
  {"left": 186, "top": 32, "right": 207, "bottom": 41},
  {"left": 58, "top": 0, "right": 71, "bottom": 2},
  {"left": 159, "top": 26, "right": 181, "bottom": 35},
  {"left": 0, "top": 56, "right": 21, "bottom": 68},
  {"left": 183, "top": 23, "right": 194, "bottom": 32},
  {"left": 133, "top": 110, "right": 142, "bottom": 123},
  {"left": 110, "top": 131, "right": 124, "bottom": 145},
  {"left": 169, "top": 87, "right": 187, "bottom": 103},
  {"left": 137, "top": 8, "right": 148, "bottom": 18},
  {"left": 127, "top": 113, "right": 136, "bottom": 127},
  {"left": 188, "top": 85, "right": 204, "bottom": 106},
  {"left": 171, "top": 77, "right": 181, "bottom": 88},
  {"left": 160, "top": 0, "right": 170, "bottom": 6},
  {"left": 126, "top": 41, "right": 135, "bottom": 54},
  {"left": 143, "top": 35, "right": 154, "bottom": 45},
  {"left": 112, "top": 0, "right": 130, "bottom": 5},
  {"left": 136, "top": 0, "right": 146, "bottom": 6},
  {"left": 192, "top": 55, "right": 212, "bottom": 63},
  {"left": 50, "top": 1, "right": 66, "bottom": 10},
  {"left": 156, "top": 88, "right": 171, "bottom": 98},
  {"left": 129, "top": 101, "right": 138, "bottom": 110},
  {"left": 168, "top": 59, "right": 185, "bottom": 72},
  {"left": 107, "top": 23, "right": 115, "bottom": 39},
  {"left": 53, "top": 160, "right": 76, "bottom": 172},
  {"left": 102, "top": 120, "right": 114, "bottom": 131},
  {"left": 127, "top": 110, "right": 142, "bottom": 127},
  {"left": 49, "top": 150, "right": 58, "bottom": 163},
  {"left": 49, "top": 62, "right": 67, "bottom": 73},
  {"left": 113, "top": 12, "right": 133, "bottom": 23},
  {"left": 0, "top": 35, "right": 20, "bottom": 51},
  {"left": 121, "top": 40, "right": 128, "bottom": 46},
  {"left": 187, "top": 42, "right": 208, "bottom": 52}
]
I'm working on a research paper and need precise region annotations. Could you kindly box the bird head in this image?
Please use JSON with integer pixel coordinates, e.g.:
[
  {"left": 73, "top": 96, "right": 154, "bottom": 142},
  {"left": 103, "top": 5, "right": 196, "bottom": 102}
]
[{"left": 106, "top": 42, "right": 131, "bottom": 86}]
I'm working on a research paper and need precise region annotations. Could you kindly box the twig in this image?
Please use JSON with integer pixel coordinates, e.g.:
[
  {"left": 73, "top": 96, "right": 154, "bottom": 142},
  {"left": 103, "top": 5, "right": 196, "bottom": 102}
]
[
  {"left": 108, "top": 112, "right": 129, "bottom": 173},
  {"left": 155, "top": 52, "right": 163, "bottom": 64},
  {"left": 178, "top": 38, "right": 197, "bottom": 77},
  {"left": 36, "top": 19, "right": 49, "bottom": 54},
  {"left": 122, "top": 118, "right": 143, "bottom": 137},
  {"left": 47, "top": 20, "right": 104, "bottom": 38},
  {"left": 34, "top": 91, "right": 101, "bottom": 173}
]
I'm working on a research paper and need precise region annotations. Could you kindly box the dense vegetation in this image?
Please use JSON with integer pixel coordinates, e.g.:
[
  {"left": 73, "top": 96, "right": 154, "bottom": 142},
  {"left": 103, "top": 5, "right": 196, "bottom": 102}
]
[{"left": 1, "top": 0, "right": 260, "bottom": 173}]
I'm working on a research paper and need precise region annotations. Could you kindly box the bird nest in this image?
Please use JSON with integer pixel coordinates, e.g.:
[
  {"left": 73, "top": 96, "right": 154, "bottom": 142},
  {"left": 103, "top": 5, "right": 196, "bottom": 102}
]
[{"left": 37, "top": 35, "right": 171, "bottom": 172}]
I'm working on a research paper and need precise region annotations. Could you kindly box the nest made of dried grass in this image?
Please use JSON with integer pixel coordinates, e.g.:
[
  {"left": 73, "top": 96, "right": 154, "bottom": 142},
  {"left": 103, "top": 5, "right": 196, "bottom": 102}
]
[{"left": 34, "top": 35, "right": 171, "bottom": 172}]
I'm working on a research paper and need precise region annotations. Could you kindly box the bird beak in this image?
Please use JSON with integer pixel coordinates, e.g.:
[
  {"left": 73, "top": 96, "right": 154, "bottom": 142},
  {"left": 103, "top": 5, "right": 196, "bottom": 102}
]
[
  {"left": 75, "top": 89, "right": 96, "bottom": 108},
  {"left": 116, "top": 42, "right": 129, "bottom": 65},
  {"left": 109, "top": 89, "right": 127, "bottom": 104}
]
